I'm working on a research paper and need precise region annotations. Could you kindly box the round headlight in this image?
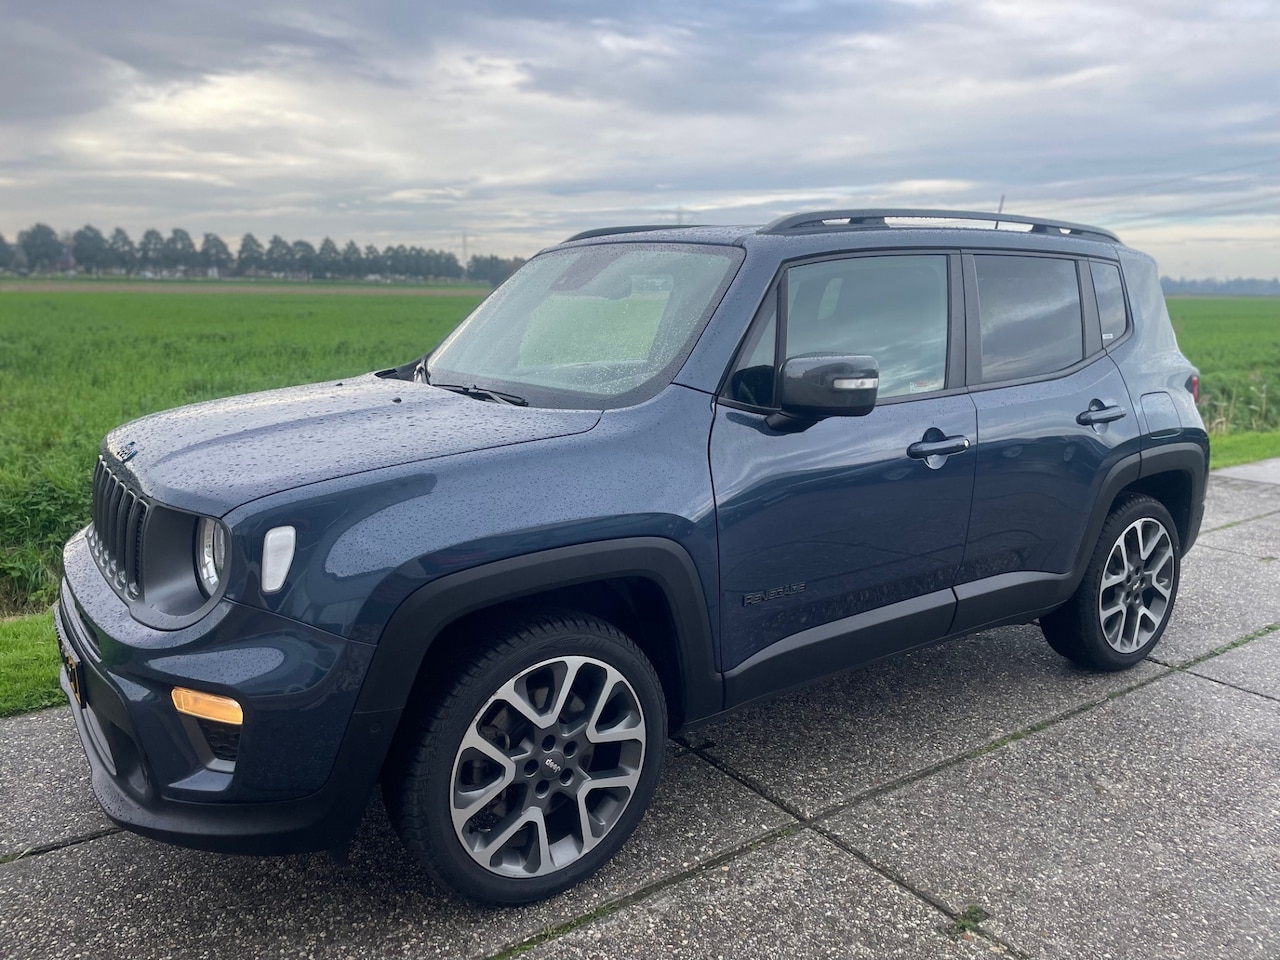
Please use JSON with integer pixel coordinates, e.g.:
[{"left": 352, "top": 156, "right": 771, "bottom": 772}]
[{"left": 196, "top": 518, "right": 228, "bottom": 596}]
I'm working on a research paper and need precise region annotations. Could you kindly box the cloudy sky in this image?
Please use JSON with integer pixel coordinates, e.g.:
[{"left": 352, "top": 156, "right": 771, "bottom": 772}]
[{"left": 2, "top": 0, "right": 1278, "bottom": 277}]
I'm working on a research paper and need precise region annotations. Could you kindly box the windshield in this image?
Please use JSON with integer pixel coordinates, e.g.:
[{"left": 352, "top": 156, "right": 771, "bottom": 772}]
[{"left": 427, "top": 242, "right": 744, "bottom": 408}]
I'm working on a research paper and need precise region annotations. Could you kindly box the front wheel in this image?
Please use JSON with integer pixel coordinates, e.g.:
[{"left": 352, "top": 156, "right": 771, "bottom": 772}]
[
  {"left": 383, "top": 613, "right": 667, "bottom": 904},
  {"left": 1041, "top": 494, "right": 1181, "bottom": 671}
]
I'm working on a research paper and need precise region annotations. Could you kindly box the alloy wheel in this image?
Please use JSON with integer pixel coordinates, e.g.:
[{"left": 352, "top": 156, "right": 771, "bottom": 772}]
[
  {"left": 448, "top": 655, "right": 647, "bottom": 878},
  {"left": 1097, "top": 517, "right": 1175, "bottom": 654}
]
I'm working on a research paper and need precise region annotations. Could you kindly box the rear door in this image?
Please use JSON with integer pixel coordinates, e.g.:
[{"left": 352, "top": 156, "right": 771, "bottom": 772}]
[
  {"left": 710, "top": 251, "right": 977, "bottom": 705},
  {"left": 953, "top": 252, "right": 1141, "bottom": 633}
]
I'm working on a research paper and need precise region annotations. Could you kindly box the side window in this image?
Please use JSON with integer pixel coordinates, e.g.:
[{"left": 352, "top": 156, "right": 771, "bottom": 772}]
[
  {"left": 784, "top": 255, "right": 949, "bottom": 398},
  {"left": 1090, "top": 261, "right": 1128, "bottom": 345},
  {"left": 725, "top": 293, "right": 777, "bottom": 406},
  {"left": 974, "top": 255, "right": 1083, "bottom": 383}
]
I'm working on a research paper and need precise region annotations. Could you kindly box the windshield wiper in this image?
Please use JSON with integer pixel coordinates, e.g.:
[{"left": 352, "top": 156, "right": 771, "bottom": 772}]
[{"left": 433, "top": 383, "right": 529, "bottom": 406}]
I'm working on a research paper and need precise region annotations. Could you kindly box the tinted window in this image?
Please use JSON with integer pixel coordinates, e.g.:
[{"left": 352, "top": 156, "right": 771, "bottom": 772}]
[
  {"left": 1091, "top": 261, "right": 1128, "bottom": 345},
  {"left": 974, "top": 255, "right": 1082, "bottom": 383},
  {"left": 783, "top": 255, "right": 949, "bottom": 398}
]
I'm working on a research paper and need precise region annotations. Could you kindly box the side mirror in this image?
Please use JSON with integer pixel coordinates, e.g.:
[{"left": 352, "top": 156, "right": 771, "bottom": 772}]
[{"left": 770, "top": 354, "right": 879, "bottom": 426}]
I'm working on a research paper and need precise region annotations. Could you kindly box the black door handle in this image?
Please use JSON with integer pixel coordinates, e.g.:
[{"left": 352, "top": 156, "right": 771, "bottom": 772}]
[
  {"left": 907, "top": 435, "right": 971, "bottom": 459},
  {"left": 1077, "top": 404, "right": 1127, "bottom": 425}
]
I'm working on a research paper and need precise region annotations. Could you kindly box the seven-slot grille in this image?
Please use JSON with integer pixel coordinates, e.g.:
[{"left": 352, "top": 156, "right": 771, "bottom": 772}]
[{"left": 88, "top": 457, "right": 148, "bottom": 598}]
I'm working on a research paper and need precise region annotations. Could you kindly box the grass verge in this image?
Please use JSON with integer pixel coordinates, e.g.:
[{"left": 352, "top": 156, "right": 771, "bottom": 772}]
[
  {"left": 1210, "top": 431, "right": 1280, "bottom": 469},
  {"left": 0, "top": 611, "right": 62, "bottom": 718}
]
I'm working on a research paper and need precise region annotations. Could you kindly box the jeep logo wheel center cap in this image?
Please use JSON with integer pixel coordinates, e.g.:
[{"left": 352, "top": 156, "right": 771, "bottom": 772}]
[{"left": 542, "top": 753, "right": 567, "bottom": 778}]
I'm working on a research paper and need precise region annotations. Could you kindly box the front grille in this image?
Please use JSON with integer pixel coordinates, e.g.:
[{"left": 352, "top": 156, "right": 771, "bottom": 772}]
[{"left": 87, "top": 457, "right": 148, "bottom": 599}]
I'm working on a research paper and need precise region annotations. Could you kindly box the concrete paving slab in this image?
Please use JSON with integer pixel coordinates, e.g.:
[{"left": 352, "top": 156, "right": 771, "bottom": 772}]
[
  {"left": 0, "top": 707, "right": 111, "bottom": 857},
  {"left": 1190, "top": 629, "right": 1280, "bottom": 701},
  {"left": 687, "top": 623, "right": 1162, "bottom": 819},
  {"left": 1201, "top": 476, "right": 1280, "bottom": 531},
  {"left": 825, "top": 672, "right": 1280, "bottom": 960},
  {"left": 522, "top": 829, "right": 987, "bottom": 960},
  {"left": 0, "top": 745, "right": 793, "bottom": 960},
  {"left": 1157, "top": 543, "right": 1280, "bottom": 664},
  {"left": 1215, "top": 457, "right": 1280, "bottom": 486},
  {"left": 1196, "top": 512, "right": 1280, "bottom": 561}
]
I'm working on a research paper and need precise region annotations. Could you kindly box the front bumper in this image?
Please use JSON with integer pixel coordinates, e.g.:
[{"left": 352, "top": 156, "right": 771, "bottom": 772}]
[{"left": 55, "top": 530, "right": 399, "bottom": 855}]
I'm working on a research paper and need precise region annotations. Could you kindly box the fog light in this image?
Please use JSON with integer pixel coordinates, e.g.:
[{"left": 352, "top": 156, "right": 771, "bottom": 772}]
[
  {"left": 171, "top": 687, "right": 243, "bottom": 725},
  {"left": 261, "top": 525, "right": 296, "bottom": 594}
]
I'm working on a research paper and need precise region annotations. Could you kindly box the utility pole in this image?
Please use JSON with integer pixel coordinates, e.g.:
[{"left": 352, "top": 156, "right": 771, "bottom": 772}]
[{"left": 460, "top": 230, "right": 469, "bottom": 265}]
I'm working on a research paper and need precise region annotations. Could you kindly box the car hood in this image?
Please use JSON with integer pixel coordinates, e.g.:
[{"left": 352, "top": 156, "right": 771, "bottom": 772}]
[{"left": 102, "top": 374, "right": 602, "bottom": 517}]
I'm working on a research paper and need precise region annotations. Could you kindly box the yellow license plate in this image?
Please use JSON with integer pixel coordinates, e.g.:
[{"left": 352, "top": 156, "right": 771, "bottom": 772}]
[{"left": 59, "top": 634, "right": 86, "bottom": 708}]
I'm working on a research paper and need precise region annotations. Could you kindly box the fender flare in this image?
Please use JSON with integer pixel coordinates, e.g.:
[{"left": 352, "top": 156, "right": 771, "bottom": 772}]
[
  {"left": 1072, "top": 441, "right": 1208, "bottom": 581},
  {"left": 1139, "top": 441, "right": 1209, "bottom": 552},
  {"left": 351, "top": 537, "right": 723, "bottom": 731}
]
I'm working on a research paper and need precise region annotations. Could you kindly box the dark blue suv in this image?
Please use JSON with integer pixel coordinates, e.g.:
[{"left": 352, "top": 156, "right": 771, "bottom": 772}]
[{"left": 55, "top": 209, "right": 1207, "bottom": 903}]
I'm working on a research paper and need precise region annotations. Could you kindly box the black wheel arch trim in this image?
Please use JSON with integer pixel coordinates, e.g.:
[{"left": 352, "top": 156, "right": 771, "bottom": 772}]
[
  {"left": 1072, "top": 451, "right": 1143, "bottom": 580},
  {"left": 1059, "top": 441, "right": 1204, "bottom": 592},
  {"left": 1138, "top": 440, "right": 1208, "bottom": 553},
  {"left": 1070, "top": 442, "right": 1206, "bottom": 579},
  {"left": 355, "top": 537, "right": 722, "bottom": 732}
]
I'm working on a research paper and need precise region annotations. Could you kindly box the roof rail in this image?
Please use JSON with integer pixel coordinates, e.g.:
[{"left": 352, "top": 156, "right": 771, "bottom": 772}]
[
  {"left": 759, "top": 209, "right": 1119, "bottom": 243},
  {"left": 562, "top": 224, "right": 706, "bottom": 243}
]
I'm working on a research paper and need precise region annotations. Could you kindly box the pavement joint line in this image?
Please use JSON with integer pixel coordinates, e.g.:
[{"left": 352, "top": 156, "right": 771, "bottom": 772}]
[
  {"left": 0, "top": 826, "right": 121, "bottom": 865},
  {"left": 800, "top": 668, "right": 1177, "bottom": 830},
  {"left": 1182, "top": 670, "right": 1280, "bottom": 705},
  {"left": 477, "top": 821, "right": 804, "bottom": 960},
  {"left": 674, "top": 735, "right": 810, "bottom": 822},
  {"left": 1202, "top": 506, "right": 1280, "bottom": 534},
  {"left": 673, "top": 738, "right": 1034, "bottom": 956},
  {"left": 807, "top": 823, "right": 1029, "bottom": 958},
  {"left": 1156, "top": 621, "right": 1280, "bottom": 673},
  {"left": 679, "top": 621, "right": 1280, "bottom": 838},
  {"left": 1193, "top": 543, "right": 1277, "bottom": 562}
]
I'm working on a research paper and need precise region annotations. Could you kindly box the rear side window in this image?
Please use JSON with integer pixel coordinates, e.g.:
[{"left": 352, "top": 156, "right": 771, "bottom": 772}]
[
  {"left": 974, "top": 255, "right": 1083, "bottom": 383},
  {"left": 1090, "top": 261, "right": 1128, "bottom": 345}
]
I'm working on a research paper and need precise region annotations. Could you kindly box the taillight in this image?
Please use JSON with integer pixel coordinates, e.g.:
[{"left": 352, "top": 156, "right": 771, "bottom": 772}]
[{"left": 1188, "top": 374, "right": 1200, "bottom": 404}]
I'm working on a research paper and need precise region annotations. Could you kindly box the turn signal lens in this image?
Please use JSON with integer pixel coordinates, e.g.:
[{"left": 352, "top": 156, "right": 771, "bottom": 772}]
[
  {"left": 261, "top": 525, "right": 296, "bottom": 594},
  {"left": 171, "top": 687, "right": 243, "bottom": 725}
]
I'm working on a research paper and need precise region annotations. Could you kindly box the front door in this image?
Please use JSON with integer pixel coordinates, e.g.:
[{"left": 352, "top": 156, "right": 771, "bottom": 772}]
[{"left": 710, "top": 251, "right": 976, "bottom": 705}]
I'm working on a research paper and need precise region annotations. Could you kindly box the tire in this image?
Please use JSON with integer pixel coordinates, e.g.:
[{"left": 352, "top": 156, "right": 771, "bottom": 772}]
[
  {"left": 382, "top": 612, "right": 667, "bottom": 905},
  {"left": 1041, "top": 494, "right": 1181, "bottom": 671}
]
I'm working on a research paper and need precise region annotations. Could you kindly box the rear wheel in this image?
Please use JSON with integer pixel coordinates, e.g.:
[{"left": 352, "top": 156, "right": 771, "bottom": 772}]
[
  {"left": 1041, "top": 494, "right": 1181, "bottom": 671},
  {"left": 383, "top": 612, "right": 666, "bottom": 904}
]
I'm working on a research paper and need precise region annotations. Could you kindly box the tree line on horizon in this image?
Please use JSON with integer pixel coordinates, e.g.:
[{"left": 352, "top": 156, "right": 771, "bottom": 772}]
[
  {"left": 0, "top": 223, "right": 526, "bottom": 287},
  {"left": 5, "top": 223, "right": 1277, "bottom": 293}
]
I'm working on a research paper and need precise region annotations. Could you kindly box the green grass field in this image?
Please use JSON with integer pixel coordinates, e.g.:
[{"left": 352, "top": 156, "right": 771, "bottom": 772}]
[
  {"left": 0, "top": 289, "right": 1277, "bottom": 717},
  {"left": 0, "top": 287, "right": 482, "bottom": 613},
  {"left": 1168, "top": 297, "right": 1280, "bottom": 434}
]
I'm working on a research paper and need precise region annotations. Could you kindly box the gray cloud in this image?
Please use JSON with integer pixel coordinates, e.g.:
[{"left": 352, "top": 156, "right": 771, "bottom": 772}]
[{"left": 0, "top": 0, "right": 1277, "bottom": 276}]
